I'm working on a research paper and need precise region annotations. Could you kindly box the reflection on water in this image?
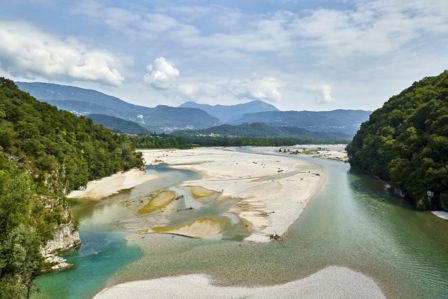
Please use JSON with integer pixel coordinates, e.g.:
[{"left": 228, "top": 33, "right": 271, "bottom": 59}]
[{"left": 34, "top": 152, "right": 448, "bottom": 299}]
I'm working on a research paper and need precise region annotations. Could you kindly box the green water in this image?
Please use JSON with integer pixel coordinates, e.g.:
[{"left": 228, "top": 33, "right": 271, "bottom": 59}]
[
  {"left": 33, "top": 231, "right": 142, "bottom": 299},
  {"left": 33, "top": 165, "right": 198, "bottom": 299},
  {"left": 34, "top": 152, "right": 448, "bottom": 299}
]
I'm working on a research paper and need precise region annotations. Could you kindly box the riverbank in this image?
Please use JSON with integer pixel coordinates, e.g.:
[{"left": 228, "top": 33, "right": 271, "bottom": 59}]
[
  {"left": 431, "top": 211, "right": 448, "bottom": 220},
  {"left": 140, "top": 148, "right": 325, "bottom": 242},
  {"left": 67, "top": 168, "right": 156, "bottom": 200},
  {"left": 251, "top": 145, "right": 348, "bottom": 162},
  {"left": 94, "top": 266, "right": 385, "bottom": 299}
]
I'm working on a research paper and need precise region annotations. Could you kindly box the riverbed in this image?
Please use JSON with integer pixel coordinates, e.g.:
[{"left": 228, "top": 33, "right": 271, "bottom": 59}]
[{"left": 33, "top": 148, "right": 448, "bottom": 299}]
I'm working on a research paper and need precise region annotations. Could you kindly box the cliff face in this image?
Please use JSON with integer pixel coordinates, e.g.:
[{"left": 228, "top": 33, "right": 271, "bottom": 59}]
[
  {"left": 42, "top": 221, "right": 80, "bottom": 256},
  {"left": 41, "top": 208, "right": 81, "bottom": 271}
]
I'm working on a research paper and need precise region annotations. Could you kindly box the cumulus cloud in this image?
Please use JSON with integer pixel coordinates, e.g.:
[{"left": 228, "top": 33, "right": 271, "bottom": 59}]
[
  {"left": 144, "top": 57, "right": 180, "bottom": 89},
  {"left": 317, "top": 85, "right": 333, "bottom": 104},
  {"left": 173, "top": 75, "right": 282, "bottom": 104},
  {"left": 237, "top": 76, "right": 281, "bottom": 102},
  {"left": 0, "top": 21, "right": 125, "bottom": 85}
]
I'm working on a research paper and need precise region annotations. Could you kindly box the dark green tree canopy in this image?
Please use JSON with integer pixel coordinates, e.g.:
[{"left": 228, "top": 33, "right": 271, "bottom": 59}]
[
  {"left": 347, "top": 71, "right": 448, "bottom": 210},
  {"left": 0, "top": 78, "right": 143, "bottom": 297}
]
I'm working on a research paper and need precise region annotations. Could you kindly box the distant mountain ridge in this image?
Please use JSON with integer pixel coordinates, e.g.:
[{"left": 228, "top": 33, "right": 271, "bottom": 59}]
[
  {"left": 17, "top": 82, "right": 370, "bottom": 138},
  {"left": 17, "top": 82, "right": 220, "bottom": 132},
  {"left": 174, "top": 122, "right": 350, "bottom": 142},
  {"left": 179, "top": 100, "right": 278, "bottom": 123},
  {"left": 232, "top": 109, "right": 371, "bottom": 137}
]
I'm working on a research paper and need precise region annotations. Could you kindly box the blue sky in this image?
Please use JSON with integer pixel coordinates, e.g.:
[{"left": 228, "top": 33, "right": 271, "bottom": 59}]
[{"left": 1, "top": 0, "right": 447, "bottom": 110}]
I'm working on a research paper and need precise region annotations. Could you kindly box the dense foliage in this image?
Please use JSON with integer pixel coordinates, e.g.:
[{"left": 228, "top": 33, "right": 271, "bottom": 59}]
[
  {"left": 0, "top": 78, "right": 143, "bottom": 296},
  {"left": 232, "top": 109, "right": 371, "bottom": 137},
  {"left": 130, "top": 134, "right": 335, "bottom": 149},
  {"left": 347, "top": 71, "right": 448, "bottom": 210},
  {"left": 174, "top": 122, "right": 350, "bottom": 143},
  {"left": 182, "top": 136, "right": 319, "bottom": 147},
  {"left": 131, "top": 135, "right": 192, "bottom": 149}
]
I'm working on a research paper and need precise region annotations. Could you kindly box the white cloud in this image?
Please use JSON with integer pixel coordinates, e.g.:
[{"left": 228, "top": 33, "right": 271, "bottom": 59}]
[
  {"left": 318, "top": 85, "right": 333, "bottom": 104},
  {"left": 293, "top": 0, "right": 448, "bottom": 57},
  {"left": 35, "top": 0, "right": 448, "bottom": 110},
  {"left": 74, "top": 0, "right": 197, "bottom": 39},
  {"left": 0, "top": 21, "right": 125, "bottom": 85},
  {"left": 234, "top": 75, "right": 281, "bottom": 102},
  {"left": 177, "top": 83, "right": 199, "bottom": 97},
  {"left": 144, "top": 57, "right": 180, "bottom": 89},
  {"left": 77, "top": 0, "right": 448, "bottom": 60}
]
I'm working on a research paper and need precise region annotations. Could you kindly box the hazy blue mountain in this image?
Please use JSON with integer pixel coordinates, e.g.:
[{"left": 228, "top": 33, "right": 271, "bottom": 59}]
[
  {"left": 174, "top": 122, "right": 350, "bottom": 142},
  {"left": 179, "top": 100, "right": 278, "bottom": 123},
  {"left": 17, "top": 82, "right": 220, "bottom": 132},
  {"left": 232, "top": 109, "right": 371, "bottom": 136},
  {"left": 87, "top": 114, "right": 150, "bottom": 135}
]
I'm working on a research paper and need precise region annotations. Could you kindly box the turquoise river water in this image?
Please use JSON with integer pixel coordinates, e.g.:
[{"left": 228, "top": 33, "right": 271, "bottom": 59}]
[{"left": 33, "top": 150, "right": 448, "bottom": 299}]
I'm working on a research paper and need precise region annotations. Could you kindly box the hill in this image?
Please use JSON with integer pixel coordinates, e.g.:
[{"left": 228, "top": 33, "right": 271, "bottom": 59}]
[
  {"left": 347, "top": 71, "right": 448, "bottom": 211},
  {"left": 145, "top": 105, "right": 219, "bottom": 132},
  {"left": 174, "top": 122, "right": 350, "bottom": 143},
  {"left": 232, "top": 109, "right": 371, "bottom": 137},
  {"left": 179, "top": 100, "right": 278, "bottom": 123},
  {"left": 0, "top": 78, "right": 143, "bottom": 295},
  {"left": 87, "top": 114, "right": 149, "bottom": 134},
  {"left": 16, "top": 82, "right": 220, "bottom": 132}
]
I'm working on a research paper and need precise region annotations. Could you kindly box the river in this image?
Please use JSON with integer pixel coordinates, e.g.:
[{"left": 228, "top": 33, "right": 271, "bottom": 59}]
[{"left": 33, "top": 149, "right": 448, "bottom": 299}]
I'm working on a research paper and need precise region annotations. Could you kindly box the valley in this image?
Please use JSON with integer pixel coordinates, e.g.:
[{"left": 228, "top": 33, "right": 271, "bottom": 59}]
[{"left": 1, "top": 1, "right": 447, "bottom": 298}]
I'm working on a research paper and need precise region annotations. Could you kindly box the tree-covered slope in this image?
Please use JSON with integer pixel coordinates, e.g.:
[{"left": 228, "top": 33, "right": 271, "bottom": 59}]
[
  {"left": 148, "top": 105, "right": 220, "bottom": 131},
  {"left": 0, "top": 78, "right": 143, "bottom": 296},
  {"left": 87, "top": 114, "right": 149, "bottom": 135},
  {"left": 174, "top": 122, "right": 350, "bottom": 142},
  {"left": 232, "top": 109, "right": 371, "bottom": 136},
  {"left": 347, "top": 71, "right": 448, "bottom": 211}
]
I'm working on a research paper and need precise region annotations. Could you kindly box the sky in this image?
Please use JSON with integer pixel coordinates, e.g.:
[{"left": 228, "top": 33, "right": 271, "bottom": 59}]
[{"left": 0, "top": 0, "right": 447, "bottom": 111}]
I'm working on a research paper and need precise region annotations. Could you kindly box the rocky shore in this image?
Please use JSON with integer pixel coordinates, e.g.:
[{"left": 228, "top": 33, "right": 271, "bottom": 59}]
[{"left": 41, "top": 208, "right": 81, "bottom": 272}]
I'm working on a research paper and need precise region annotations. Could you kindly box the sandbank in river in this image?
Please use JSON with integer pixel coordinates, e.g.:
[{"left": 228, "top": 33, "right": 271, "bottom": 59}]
[
  {"left": 77, "top": 148, "right": 385, "bottom": 298},
  {"left": 140, "top": 147, "right": 325, "bottom": 242},
  {"left": 67, "top": 168, "right": 156, "bottom": 200},
  {"left": 94, "top": 266, "right": 385, "bottom": 299}
]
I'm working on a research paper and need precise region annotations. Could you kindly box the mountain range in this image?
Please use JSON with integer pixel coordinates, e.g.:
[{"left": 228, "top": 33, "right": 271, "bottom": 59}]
[
  {"left": 179, "top": 100, "right": 278, "bottom": 123},
  {"left": 232, "top": 110, "right": 371, "bottom": 136},
  {"left": 17, "top": 81, "right": 371, "bottom": 138},
  {"left": 17, "top": 82, "right": 220, "bottom": 132}
]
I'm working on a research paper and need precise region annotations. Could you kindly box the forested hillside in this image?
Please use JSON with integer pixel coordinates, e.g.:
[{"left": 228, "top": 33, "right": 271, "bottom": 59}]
[
  {"left": 0, "top": 78, "right": 142, "bottom": 297},
  {"left": 174, "top": 122, "right": 350, "bottom": 142},
  {"left": 232, "top": 109, "right": 371, "bottom": 136},
  {"left": 347, "top": 71, "right": 448, "bottom": 211}
]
